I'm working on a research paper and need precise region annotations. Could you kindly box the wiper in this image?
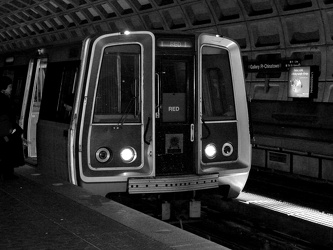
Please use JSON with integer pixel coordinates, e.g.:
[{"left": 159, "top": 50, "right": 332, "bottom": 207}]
[{"left": 117, "top": 96, "right": 136, "bottom": 128}]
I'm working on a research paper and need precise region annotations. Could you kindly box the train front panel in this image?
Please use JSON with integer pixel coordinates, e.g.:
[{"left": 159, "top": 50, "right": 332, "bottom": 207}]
[
  {"left": 71, "top": 31, "right": 251, "bottom": 197},
  {"left": 74, "top": 32, "right": 154, "bottom": 194}
]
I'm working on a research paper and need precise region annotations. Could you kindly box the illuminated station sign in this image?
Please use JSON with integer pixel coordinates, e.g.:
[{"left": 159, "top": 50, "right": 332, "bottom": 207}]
[{"left": 245, "top": 60, "right": 301, "bottom": 72}]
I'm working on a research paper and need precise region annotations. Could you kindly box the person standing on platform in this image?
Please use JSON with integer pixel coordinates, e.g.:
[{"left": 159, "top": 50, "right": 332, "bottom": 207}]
[{"left": 0, "top": 76, "right": 24, "bottom": 180}]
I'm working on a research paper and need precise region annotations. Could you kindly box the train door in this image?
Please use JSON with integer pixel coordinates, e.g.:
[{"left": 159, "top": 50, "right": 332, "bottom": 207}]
[
  {"left": 19, "top": 59, "right": 34, "bottom": 130},
  {"left": 76, "top": 32, "right": 154, "bottom": 191},
  {"left": 20, "top": 58, "right": 47, "bottom": 159},
  {"left": 155, "top": 55, "right": 194, "bottom": 175},
  {"left": 198, "top": 34, "right": 244, "bottom": 172}
]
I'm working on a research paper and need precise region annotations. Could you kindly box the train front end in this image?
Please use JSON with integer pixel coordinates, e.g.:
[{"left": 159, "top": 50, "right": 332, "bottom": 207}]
[{"left": 70, "top": 31, "right": 251, "bottom": 198}]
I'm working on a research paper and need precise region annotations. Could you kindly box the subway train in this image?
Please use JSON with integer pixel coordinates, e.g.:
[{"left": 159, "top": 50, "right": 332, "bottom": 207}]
[{"left": 0, "top": 31, "right": 251, "bottom": 198}]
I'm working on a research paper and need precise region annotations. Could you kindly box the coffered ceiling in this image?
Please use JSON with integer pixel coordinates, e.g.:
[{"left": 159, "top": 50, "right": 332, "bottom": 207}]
[{"left": 0, "top": 0, "right": 333, "bottom": 72}]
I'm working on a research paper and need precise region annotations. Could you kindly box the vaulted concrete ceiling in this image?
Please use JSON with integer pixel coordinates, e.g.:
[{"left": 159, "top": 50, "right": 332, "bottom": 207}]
[{"left": 0, "top": 0, "right": 333, "bottom": 81}]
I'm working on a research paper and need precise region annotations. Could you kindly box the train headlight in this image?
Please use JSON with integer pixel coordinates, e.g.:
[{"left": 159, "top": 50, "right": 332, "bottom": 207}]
[
  {"left": 96, "top": 147, "right": 112, "bottom": 163},
  {"left": 120, "top": 146, "right": 137, "bottom": 163},
  {"left": 205, "top": 143, "right": 217, "bottom": 159},
  {"left": 222, "top": 142, "right": 233, "bottom": 157}
]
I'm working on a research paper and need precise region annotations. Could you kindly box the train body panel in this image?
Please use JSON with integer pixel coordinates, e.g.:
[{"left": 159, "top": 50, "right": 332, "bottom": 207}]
[{"left": 0, "top": 31, "right": 251, "bottom": 198}]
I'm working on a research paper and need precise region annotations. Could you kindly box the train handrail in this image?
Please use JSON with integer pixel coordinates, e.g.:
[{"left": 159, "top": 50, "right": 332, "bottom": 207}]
[
  {"left": 116, "top": 96, "right": 137, "bottom": 128},
  {"left": 201, "top": 118, "right": 211, "bottom": 140},
  {"left": 144, "top": 116, "right": 151, "bottom": 145}
]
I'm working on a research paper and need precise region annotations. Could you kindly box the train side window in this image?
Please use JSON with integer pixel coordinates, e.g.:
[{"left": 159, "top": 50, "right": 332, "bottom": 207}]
[
  {"left": 202, "top": 47, "right": 236, "bottom": 121},
  {"left": 93, "top": 44, "right": 141, "bottom": 123},
  {"left": 39, "top": 61, "right": 79, "bottom": 123},
  {"left": 1, "top": 67, "right": 27, "bottom": 118}
]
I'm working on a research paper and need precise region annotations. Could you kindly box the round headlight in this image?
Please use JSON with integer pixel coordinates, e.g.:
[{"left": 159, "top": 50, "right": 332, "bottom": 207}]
[
  {"left": 96, "top": 147, "right": 112, "bottom": 163},
  {"left": 120, "top": 146, "right": 137, "bottom": 163},
  {"left": 205, "top": 143, "right": 217, "bottom": 159},
  {"left": 222, "top": 142, "right": 233, "bottom": 157}
]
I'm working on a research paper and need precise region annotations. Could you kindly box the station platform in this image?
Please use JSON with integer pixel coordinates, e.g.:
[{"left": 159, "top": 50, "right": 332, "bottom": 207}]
[{"left": 0, "top": 165, "right": 226, "bottom": 250}]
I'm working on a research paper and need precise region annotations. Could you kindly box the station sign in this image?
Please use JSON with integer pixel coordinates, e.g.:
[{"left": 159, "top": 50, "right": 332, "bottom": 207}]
[{"left": 245, "top": 59, "right": 301, "bottom": 72}]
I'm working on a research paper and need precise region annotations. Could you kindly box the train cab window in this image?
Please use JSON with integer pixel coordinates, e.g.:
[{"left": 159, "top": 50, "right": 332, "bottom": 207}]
[
  {"left": 93, "top": 44, "right": 141, "bottom": 123},
  {"left": 202, "top": 47, "right": 236, "bottom": 121}
]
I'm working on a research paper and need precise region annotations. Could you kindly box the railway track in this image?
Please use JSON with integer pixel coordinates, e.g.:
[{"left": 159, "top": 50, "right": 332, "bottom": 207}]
[
  {"left": 245, "top": 168, "right": 333, "bottom": 214},
  {"left": 107, "top": 192, "right": 330, "bottom": 250}
]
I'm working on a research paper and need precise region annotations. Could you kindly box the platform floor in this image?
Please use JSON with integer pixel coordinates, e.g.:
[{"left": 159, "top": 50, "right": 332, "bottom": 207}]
[{"left": 0, "top": 165, "right": 225, "bottom": 250}]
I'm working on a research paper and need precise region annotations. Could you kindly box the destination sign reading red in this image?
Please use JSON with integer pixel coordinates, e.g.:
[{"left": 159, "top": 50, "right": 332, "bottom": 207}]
[{"left": 157, "top": 39, "right": 192, "bottom": 48}]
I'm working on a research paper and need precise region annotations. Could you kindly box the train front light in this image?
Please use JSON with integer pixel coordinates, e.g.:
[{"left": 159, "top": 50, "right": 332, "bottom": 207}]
[
  {"left": 120, "top": 146, "right": 137, "bottom": 163},
  {"left": 205, "top": 143, "right": 217, "bottom": 159}
]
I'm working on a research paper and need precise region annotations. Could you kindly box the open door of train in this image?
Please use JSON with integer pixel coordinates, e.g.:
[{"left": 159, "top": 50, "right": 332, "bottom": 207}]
[
  {"left": 75, "top": 32, "right": 154, "bottom": 192},
  {"left": 154, "top": 34, "right": 195, "bottom": 176},
  {"left": 197, "top": 34, "right": 250, "bottom": 180},
  {"left": 19, "top": 58, "right": 47, "bottom": 161}
]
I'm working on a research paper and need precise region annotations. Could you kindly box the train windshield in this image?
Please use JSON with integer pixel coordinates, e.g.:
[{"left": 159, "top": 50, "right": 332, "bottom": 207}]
[
  {"left": 202, "top": 46, "right": 236, "bottom": 121},
  {"left": 93, "top": 44, "right": 141, "bottom": 123}
]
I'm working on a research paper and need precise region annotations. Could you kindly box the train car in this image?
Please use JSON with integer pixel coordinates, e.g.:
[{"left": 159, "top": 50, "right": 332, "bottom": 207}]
[{"left": 4, "top": 31, "right": 251, "bottom": 199}]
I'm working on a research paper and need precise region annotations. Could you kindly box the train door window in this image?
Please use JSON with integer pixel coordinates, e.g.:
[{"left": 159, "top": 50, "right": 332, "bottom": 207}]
[
  {"left": 93, "top": 44, "right": 141, "bottom": 123},
  {"left": 160, "top": 60, "right": 188, "bottom": 122},
  {"left": 33, "top": 60, "right": 46, "bottom": 112},
  {"left": 202, "top": 47, "right": 236, "bottom": 120}
]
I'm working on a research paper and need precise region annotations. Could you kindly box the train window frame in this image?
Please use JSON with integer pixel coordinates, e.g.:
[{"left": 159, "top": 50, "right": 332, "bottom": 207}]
[
  {"left": 93, "top": 44, "right": 142, "bottom": 124},
  {"left": 201, "top": 46, "right": 236, "bottom": 121}
]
